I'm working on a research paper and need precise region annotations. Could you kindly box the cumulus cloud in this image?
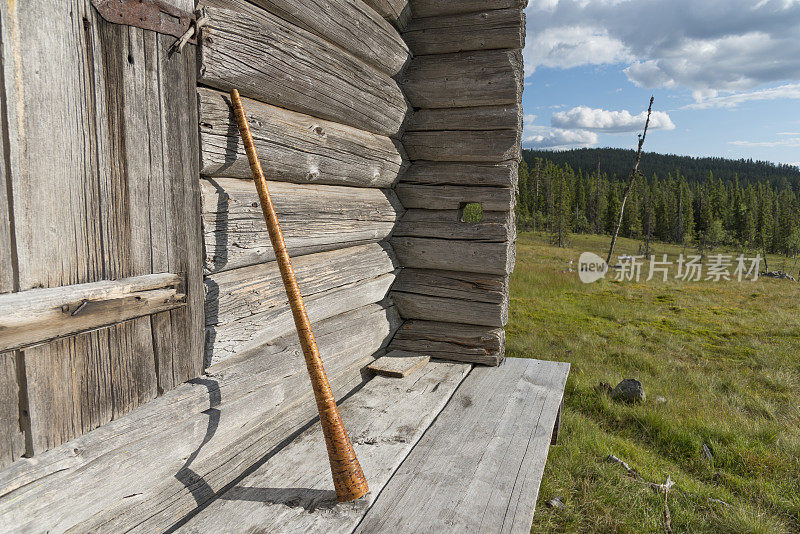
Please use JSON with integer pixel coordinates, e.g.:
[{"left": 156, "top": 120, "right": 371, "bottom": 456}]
[
  {"left": 552, "top": 106, "right": 676, "bottom": 132},
  {"left": 683, "top": 83, "right": 800, "bottom": 109},
  {"left": 523, "top": 116, "right": 598, "bottom": 149},
  {"left": 524, "top": 128, "right": 599, "bottom": 150},
  {"left": 524, "top": 26, "right": 631, "bottom": 77},
  {"left": 524, "top": 0, "right": 800, "bottom": 102}
]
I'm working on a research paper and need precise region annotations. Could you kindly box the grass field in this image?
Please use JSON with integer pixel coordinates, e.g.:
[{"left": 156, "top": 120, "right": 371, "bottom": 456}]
[{"left": 509, "top": 232, "right": 800, "bottom": 533}]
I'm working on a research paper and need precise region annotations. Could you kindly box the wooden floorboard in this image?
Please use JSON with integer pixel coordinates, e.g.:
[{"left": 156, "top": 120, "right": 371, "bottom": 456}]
[
  {"left": 174, "top": 360, "right": 471, "bottom": 534},
  {"left": 354, "top": 358, "right": 570, "bottom": 534}
]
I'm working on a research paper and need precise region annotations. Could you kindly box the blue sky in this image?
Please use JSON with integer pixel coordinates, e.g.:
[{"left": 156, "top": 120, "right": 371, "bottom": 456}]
[{"left": 521, "top": 0, "right": 800, "bottom": 167}]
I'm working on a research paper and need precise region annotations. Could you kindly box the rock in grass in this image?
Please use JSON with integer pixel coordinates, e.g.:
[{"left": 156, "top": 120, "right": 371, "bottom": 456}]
[
  {"left": 611, "top": 379, "right": 646, "bottom": 403},
  {"left": 654, "top": 396, "right": 667, "bottom": 405},
  {"left": 546, "top": 496, "right": 566, "bottom": 510}
]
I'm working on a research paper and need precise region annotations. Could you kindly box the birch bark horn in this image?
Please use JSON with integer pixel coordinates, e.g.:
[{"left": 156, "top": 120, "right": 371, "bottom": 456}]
[{"left": 229, "top": 89, "right": 369, "bottom": 502}]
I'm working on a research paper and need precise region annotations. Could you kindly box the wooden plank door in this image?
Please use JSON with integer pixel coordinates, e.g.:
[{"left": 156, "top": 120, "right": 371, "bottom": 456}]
[{"left": 0, "top": 0, "right": 203, "bottom": 462}]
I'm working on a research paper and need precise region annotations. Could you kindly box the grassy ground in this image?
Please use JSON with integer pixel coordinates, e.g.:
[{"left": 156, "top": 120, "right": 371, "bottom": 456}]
[{"left": 509, "top": 232, "right": 800, "bottom": 533}]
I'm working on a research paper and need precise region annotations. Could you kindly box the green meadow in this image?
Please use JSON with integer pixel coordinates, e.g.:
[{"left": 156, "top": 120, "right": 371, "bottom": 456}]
[{"left": 509, "top": 232, "right": 800, "bottom": 533}]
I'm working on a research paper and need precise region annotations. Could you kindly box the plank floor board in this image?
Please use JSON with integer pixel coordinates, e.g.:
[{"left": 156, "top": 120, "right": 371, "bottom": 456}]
[
  {"left": 354, "top": 358, "right": 570, "bottom": 534},
  {"left": 175, "top": 361, "right": 471, "bottom": 533}
]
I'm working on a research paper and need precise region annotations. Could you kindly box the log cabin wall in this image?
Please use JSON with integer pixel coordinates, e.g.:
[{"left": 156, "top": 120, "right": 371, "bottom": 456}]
[
  {"left": 195, "top": 0, "right": 410, "bottom": 367},
  {"left": 388, "top": 0, "right": 526, "bottom": 365},
  {"left": 0, "top": 0, "right": 524, "bottom": 470}
]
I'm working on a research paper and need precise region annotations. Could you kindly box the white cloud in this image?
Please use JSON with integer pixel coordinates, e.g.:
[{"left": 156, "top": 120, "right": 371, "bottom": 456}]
[
  {"left": 524, "top": 26, "right": 631, "bottom": 77},
  {"left": 683, "top": 83, "right": 800, "bottom": 109},
  {"left": 524, "top": 0, "right": 800, "bottom": 101},
  {"left": 552, "top": 106, "right": 676, "bottom": 132},
  {"left": 523, "top": 115, "right": 598, "bottom": 149},
  {"left": 729, "top": 137, "right": 800, "bottom": 147},
  {"left": 524, "top": 128, "right": 599, "bottom": 150}
]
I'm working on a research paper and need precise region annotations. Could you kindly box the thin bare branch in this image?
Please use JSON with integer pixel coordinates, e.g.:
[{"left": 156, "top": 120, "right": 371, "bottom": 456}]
[{"left": 606, "top": 96, "right": 655, "bottom": 265}]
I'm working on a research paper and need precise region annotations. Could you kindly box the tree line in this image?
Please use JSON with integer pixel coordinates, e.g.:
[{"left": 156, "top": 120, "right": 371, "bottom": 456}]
[
  {"left": 523, "top": 148, "right": 800, "bottom": 188},
  {"left": 517, "top": 157, "right": 800, "bottom": 262}
]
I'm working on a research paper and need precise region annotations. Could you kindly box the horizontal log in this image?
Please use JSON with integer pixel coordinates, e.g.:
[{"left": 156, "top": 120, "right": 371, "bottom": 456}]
[
  {"left": 389, "top": 319, "right": 504, "bottom": 365},
  {"left": 396, "top": 183, "right": 514, "bottom": 211},
  {"left": 247, "top": 0, "right": 410, "bottom": 75},
  {"left": 406, "top": 104, "right": 522, "bottom": 132},
  {"left": 404, "top": 130, "right": 520, "bottom": 162},
  {"left": 0, "top": 274, "right": 184, "bottom": 353},
  {"left": 393, "top": 268, "right": 508, "bottom": 304},
  {"left": 208, "top": 273, "right": 395, "bottom": 365},
  {"left": 206, "top": 243, "right": 396, "bottom": 327},
  {"left": 199, "top": 88, "right": 406, "bottom": 187},
  {"left": 391, "top": 268, "right": 509, "bottom": 326},
  {"left": 412, "top": 0, "right": 526, "bottom": 18},
  {"left": 403, "top": 8, "right": 525, "bottom": 55},
  {"left": 201, "top": 177, "right": 402, "bottom": 273},
  {"left": 199, "top": 2, "right": 408, "bottom": 136},
  {"left": 392, "top": 292, "right": 506, "bottom": 327},
  {"left": 206, "top": 243, "right": 397, "bottom": 363},
  {"left": 402, "top": 161, "right": 518, "bottom": 187},
  {"left": 361, "top": 0, "right": 411, "bottom": 28},
  {"left": 393, "top": 209, "right": 514, "bottom": 241},
  {"left": 0, "top": 302, "right": 400, "bottom": 530},
  {"left": 401, "top": 49, "right": 523, "bottom": 109},
  {"left": 391, "top": 237, "right": 515, "bottom": 274}
]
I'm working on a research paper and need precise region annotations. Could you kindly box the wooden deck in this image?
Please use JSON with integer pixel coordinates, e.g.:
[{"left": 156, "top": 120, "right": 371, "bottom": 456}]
[{"left": 0, "top": 354, "right": 568, "bottom": 533}]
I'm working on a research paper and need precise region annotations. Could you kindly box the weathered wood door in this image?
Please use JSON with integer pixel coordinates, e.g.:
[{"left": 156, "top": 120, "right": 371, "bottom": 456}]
[{"left": 0, "top": 0, "right": 203, "bottom": 466}]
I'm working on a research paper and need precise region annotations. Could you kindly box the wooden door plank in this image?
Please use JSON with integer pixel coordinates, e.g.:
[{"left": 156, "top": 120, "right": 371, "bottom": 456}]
[
  {"left": 0, "top": 21, "right": 24, "bottom": 465},
  {"left": 0, "top": 0, "right": 203, "bottom": 454},
  {"left": 0, "top": 353, "right": 25, "bottom": 469},
  {"left": 156, "top": 28, "right": 204, "bottom": 384},
  {"left": 0, "top": 274, "right": 184, "bottom": 353}
]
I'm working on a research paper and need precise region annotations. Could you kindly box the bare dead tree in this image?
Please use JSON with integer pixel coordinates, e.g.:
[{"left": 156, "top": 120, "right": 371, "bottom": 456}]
[{"left": 606, "top": 96, "right": 655, "bottom": 265}]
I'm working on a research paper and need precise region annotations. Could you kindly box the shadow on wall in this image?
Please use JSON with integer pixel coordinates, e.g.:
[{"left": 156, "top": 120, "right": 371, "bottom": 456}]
[{"left": 201, "top": 178, "right": 228, "bottom": 369}]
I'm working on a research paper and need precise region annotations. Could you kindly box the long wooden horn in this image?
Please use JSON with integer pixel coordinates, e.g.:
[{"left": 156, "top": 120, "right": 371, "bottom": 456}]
[{"left": 229, "top": 89, "right": 369, "bottom": 503}]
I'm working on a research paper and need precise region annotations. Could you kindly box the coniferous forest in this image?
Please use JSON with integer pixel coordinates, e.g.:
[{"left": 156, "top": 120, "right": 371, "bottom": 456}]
[{"left": 517, "top": 149, "right": 800, "bottom": 259}]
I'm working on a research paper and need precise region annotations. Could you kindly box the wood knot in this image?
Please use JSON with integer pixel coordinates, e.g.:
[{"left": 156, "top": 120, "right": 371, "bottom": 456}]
[{"left": 313, "top": 125, "right": 325, "bottom": 136}]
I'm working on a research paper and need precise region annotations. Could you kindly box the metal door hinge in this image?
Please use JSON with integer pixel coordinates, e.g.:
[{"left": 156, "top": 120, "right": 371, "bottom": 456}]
[{"left": 91, "top": 0, "right": 198, "bottom": 44}]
